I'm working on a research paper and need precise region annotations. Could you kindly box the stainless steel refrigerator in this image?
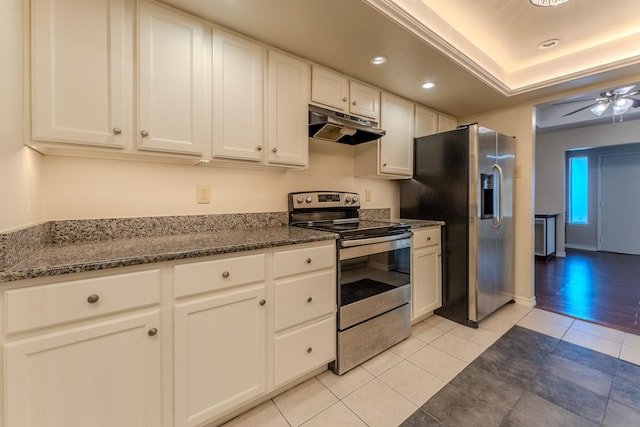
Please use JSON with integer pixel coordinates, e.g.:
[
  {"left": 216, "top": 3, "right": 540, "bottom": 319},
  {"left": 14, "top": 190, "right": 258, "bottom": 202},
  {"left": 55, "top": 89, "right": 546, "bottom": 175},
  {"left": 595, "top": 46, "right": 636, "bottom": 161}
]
[{"left": 400, "top": 124, "right": 515, "bottom": 327}]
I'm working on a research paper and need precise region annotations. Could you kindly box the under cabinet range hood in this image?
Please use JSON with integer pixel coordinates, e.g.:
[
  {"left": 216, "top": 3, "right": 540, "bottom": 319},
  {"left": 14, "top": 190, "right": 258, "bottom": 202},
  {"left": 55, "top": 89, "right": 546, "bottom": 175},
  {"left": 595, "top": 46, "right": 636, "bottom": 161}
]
[{"left": 308, "top": 105, "right": 385, "bottom": 145}]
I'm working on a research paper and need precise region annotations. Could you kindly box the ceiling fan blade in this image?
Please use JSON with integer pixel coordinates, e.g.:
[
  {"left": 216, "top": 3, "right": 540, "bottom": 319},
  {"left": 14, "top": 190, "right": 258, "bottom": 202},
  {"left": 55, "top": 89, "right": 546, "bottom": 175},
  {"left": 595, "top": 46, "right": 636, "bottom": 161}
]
[
  {"left": 622, "top": 90, "right": 640, "bottom": 98},
  {"left": 548, "top": 97, "right": 597, "bottom": 106},
  {"left": 613, "top": 85, "right": 635, "bottom": 95},
  {"left": 562, "top": 102, "right": 600, "bottom": 117}
]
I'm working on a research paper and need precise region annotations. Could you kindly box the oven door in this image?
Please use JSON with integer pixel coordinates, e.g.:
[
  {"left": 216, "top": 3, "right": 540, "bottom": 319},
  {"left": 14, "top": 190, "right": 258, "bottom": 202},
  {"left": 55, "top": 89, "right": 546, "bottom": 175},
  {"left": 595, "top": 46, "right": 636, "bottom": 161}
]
[{"left": 338, "top": 232, "right": 412, "bottom": 330}]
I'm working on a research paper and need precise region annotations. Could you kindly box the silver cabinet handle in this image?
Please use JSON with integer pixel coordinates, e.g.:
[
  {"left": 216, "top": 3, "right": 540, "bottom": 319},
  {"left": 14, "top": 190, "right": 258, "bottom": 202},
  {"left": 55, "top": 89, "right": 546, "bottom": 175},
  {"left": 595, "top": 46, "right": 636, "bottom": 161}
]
[
  {"left": 140, "top": 130, "right": 149, "bottom": 137},
  {"left": 222, "top": 271, "right": 230, "bottom": 278},
  {"left": 87, "top": 294, "right": 99, "bottom": 304},
  {"left": 272, "top": 147, "right": 278, "bottom": 153},
  {"left": 259, "top": 299, "right": 266, "bottom": 306},
  {"left": 307, "top": 297, "right": 313, "bottom": 303},
  {"left": 148, "top": 328, "right": 158, "bottom": 337},
  {"left": 257, "top": 145, "right": 263, "bottom": 151},
  {"left": 113, "top": 127, "right": 122, "bottom": 135}
]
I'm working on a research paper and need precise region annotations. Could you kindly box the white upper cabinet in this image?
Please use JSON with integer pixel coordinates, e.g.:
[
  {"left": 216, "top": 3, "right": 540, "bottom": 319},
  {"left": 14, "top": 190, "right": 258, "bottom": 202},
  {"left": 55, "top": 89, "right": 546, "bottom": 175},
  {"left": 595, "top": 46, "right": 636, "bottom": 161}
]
[
  {"left": 437, "top": 113, "right": 458, "bottom": 132},
  {"left": 212, "top": 30, "right": 265, "bottom": 161},
  {"left": 414, "top": 105, "right": 438, "bottom": 138},
  {"left": 138, "top": 1, "right": 208, "bottom": 155},
  {"left": 267, "top": 50, "right": 310, "bottom": 167},
  {"left": 311, "top": 66, "right": 349, "bottom": 112},
  {"left": 31, "top": 0, "right": 130, "bottom": 147},
  {"left": 379, "top": 92, "right": 414, "bottom": 176},
  {"left": 311, "top": 66, "right": 380, "bottom": 120},
  {"left": 349, "top": 81, "right": 380, "bottom": 121}
]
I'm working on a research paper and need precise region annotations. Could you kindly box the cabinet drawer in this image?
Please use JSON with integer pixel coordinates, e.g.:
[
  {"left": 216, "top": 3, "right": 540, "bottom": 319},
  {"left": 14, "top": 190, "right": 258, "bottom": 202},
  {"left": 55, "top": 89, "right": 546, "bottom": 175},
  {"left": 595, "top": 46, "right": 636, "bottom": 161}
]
[
  {"left": 412, "top": 227, "right": 441, "bottom": 249},
  {"left": 174, "top": 253, "right": 265, "bottom": 298},
  {"left": 273, "top": 244, "right": 335, "bottom": 278},
  {"left": 275, "top": 270, "right": 336, "bottom": 331},
  {"left": 6, "top": 270, "right": 161, "bottom": 334},
  {"left": 274, "top": 316, "right": 335, "bottom": 386}
]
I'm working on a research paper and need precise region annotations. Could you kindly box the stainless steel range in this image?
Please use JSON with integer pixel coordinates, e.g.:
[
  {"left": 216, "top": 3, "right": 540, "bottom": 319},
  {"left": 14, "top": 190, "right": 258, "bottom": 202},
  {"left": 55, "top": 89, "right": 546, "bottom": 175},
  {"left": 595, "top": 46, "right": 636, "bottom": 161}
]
[{"left": 288, "top": 191, "right": 412, "bottom": 375}]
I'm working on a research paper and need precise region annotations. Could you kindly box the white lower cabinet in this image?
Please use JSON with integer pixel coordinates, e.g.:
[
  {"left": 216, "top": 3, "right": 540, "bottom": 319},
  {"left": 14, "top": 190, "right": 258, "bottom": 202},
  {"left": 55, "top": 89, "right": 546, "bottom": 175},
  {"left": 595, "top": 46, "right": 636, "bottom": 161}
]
[
  {"left": 174, "top": 284, "right": 267, "bottom": 427},
  {"left": 4, "top": 310, "right": 162, "bottom": 427},
  {"left": 411, "top": 227, "right": 443, "bottom": 321}
]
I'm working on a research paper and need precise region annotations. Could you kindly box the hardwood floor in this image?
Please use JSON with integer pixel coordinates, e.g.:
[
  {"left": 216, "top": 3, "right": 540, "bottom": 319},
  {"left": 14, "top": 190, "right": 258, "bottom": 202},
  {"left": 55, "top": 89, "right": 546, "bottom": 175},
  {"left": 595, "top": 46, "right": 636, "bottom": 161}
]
[{"left": 535, "top": 249, "right": 640, "bottom": 335}]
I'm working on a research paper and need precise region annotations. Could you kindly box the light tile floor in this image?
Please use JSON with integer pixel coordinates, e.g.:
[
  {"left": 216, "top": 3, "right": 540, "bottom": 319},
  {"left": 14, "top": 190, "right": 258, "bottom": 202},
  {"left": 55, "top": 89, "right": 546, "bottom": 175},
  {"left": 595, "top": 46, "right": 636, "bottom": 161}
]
[{"left": 223, "top": 304, "right": 640, "bottom": 427}]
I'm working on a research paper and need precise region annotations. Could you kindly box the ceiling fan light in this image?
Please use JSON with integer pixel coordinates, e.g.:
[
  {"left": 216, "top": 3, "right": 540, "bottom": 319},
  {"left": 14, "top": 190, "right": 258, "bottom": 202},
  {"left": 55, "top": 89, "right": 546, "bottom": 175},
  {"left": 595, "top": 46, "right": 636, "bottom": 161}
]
[
  {"left": 530, "top": 0, "right": 571, "bottom": 6},
  {"left": 590, "top": 103, "right": 608, "bottom": 116},
  {"left": 613, "top": 98, "right": 633, "bottom": 115}
]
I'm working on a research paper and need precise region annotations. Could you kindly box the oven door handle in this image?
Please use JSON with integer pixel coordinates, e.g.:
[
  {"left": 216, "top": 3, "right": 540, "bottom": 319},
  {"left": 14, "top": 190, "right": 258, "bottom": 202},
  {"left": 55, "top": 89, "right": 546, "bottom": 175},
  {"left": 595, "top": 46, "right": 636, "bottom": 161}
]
[{"left": 340, "top": 231, "right": 413, "bottom": 247}]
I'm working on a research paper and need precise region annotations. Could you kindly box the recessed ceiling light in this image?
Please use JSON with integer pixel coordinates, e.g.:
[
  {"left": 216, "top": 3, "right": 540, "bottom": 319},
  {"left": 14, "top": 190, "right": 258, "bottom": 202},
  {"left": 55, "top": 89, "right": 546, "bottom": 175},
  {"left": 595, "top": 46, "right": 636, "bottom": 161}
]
[
  {"left": 370, "top": 55, "right": 388, "bottom": 65},
  {"left": 530, "top": 0, "right": 571, "bottom": 6},
  {"left": 538, "top": 39, "right": 559, "bottom": 49},
  {"left": 421, "top": 82, "right": 436, "bottom": 90}
]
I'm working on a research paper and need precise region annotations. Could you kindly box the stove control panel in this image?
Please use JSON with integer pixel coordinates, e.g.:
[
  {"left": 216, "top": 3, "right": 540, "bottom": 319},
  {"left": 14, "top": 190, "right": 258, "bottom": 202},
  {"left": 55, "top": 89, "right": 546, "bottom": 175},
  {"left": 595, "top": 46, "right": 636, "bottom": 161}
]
[{"left": 289, "top": 191, "right": 361, "bottom": 210}]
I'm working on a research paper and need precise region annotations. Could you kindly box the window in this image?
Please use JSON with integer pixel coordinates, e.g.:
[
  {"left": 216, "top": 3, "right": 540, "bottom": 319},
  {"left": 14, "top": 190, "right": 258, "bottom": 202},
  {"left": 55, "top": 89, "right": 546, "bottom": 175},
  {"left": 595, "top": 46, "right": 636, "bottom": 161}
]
[{"left": 568, "top": 156, "right": 588, "bottom": 224}]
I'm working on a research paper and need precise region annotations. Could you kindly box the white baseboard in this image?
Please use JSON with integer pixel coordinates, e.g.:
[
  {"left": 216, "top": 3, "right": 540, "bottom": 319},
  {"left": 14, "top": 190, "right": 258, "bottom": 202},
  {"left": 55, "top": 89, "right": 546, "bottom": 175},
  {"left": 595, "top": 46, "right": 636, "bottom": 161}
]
[
  {"left": 514, "top": 295, "right": 536, "bottom": 309},
  {"left": 556, "top": 251, "right": 566, "bottom": 257},
  {"left": 564, "top": 243, "right": 597, "bottom": 251}
]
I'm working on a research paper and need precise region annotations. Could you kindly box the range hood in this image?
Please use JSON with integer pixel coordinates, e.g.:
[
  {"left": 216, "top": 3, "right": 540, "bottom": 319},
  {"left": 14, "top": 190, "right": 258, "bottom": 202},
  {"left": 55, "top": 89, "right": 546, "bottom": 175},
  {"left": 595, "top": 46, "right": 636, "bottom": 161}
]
[{"left": 309, "top": 105, "right": 385, "bottom": 145}]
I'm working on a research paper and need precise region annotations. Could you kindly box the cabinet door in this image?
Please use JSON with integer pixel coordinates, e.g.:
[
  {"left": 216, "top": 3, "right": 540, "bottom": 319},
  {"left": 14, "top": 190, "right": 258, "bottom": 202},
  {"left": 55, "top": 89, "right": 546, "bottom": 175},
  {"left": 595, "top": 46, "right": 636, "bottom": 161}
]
[
  {"left": 411, "top": 245, "right": 442, "bottom": 320},
  {"left": 174, "top": 285, "right": 267, "bottom": 427},
  {"left": 267, "top": 50, "right": 310, "bottom": 167},
  {"left": 212, "top": 30, "right": 265, "bottom": 161},
  {"left": 437, "top": 114, "right": 458, "bottom": 132},
  {"left": 138, "top": 1, "right": 207, "bottom": 155},
  {"left": 4, "top": 311, "right": 161, "bottom": 427},
  {"left": 380, "top": 92, "right": 414, "bottom": 176},
  {"left": 31, "top": 0, "right": 129, "bottom": 147},
  {"left": 415, "top": 105, "right": 438, "bottom": 137},
  {"left": 311, "top": 66, "right": 349, "bottom": 111},
  {"left": 350, "top": 81, "right": 380, "bottom": 120}
]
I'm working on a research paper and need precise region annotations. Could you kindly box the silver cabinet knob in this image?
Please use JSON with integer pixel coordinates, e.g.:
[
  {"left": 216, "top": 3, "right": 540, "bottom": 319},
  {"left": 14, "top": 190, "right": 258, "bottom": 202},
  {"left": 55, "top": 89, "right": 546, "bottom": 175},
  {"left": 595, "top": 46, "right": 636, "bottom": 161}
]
[
  {"left": 383, "top": 163, "right": 387, "bottom": 167},
  {"left": 342, "top": 97, "right": 348, "bottom": 102},
  {"left": 307, "top": 347, "right": 313, "bottom": 354},
  {"left": 427, "top": 236, "right": 431, "bottom": 241},
  {"left": 140, "top": 130, "right": 149, "bottom": 137},
  {"left": 87, "top": 294, "right": 99, "bottom": 304},
  {"left": 259, "top": 299, "right": 266, "bottom": 306},
  {"left": 257, "top": 145, "right": 263, "bottom": 151},
  {"left": 307, "top": 297, "right": 313, "bottom": 303},
  {"left": 306, "top": 258, "right": 312, "bottom": 264},
  {"left": 272, "top": 147, "right": 278, "bottom": 153},
  {"left": 113, "top": 127, "right": 122, "bottom": 135},
  {"left": 222, "top": 271, "right": 230, "bottom": 278},
  {"left": 148, "top": 328, "right": 158, "bottom": 337},
  {"left": 352, "top": 100, "right": 357, "bottom": 106}
]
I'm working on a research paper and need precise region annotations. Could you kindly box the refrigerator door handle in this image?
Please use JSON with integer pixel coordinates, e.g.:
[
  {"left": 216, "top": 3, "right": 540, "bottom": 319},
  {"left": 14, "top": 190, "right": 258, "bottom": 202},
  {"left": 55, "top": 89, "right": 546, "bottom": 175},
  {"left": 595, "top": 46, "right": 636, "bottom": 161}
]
[{"left": 492, "top": 163, "right": 504, "bottom": 229}]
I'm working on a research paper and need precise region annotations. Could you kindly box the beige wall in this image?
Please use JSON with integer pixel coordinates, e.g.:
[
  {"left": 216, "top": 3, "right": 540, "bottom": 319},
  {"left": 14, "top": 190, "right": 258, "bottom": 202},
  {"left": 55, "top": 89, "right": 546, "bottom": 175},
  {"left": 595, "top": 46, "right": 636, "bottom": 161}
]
[
  {"left": 41, "top": 140, "right": 399, "bottom": 220},
  {"left": 461, "top": 104, "right": 537, "bottom": 306},
  {"left": 0, "top": 0, "right": 42, "bottom": 233}
]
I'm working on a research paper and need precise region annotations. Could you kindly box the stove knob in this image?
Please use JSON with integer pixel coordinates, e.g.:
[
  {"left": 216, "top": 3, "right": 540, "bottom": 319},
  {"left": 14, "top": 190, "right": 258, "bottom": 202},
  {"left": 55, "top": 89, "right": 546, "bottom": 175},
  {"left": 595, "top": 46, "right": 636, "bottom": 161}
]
[
  {"left": 352, "top": 196, "right": 359, "bottom": 203},
  {"left": 296, "top": 197, "right": 303, "bottom": 204},
  {"left": 305, "top": 197, "right": 312, "bottom": 203},
  {"left": 345, "top": 196, "right": 351, "bottom": 203}
]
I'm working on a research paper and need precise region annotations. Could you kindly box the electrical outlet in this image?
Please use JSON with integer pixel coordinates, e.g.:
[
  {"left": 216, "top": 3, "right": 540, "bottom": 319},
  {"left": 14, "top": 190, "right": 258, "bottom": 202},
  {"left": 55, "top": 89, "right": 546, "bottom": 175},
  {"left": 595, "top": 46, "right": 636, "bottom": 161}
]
[
  {"left": 365, "top": 189, "right": 372, "bottom": 202},
  {"left": 196, "top": 184, "right": 211, "bottom": 204}
]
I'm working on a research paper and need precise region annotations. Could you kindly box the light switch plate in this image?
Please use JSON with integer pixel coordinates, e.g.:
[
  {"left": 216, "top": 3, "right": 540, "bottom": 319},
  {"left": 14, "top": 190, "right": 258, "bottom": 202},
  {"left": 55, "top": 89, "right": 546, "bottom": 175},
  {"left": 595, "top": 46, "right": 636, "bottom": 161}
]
[{"left": 196, "top": 184, "right": 211, "bottom": 204}]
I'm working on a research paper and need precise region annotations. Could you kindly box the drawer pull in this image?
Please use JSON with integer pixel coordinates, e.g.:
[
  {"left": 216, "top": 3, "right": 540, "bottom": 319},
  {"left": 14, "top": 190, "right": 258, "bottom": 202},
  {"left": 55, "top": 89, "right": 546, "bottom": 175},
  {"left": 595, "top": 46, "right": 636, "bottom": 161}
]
[
  {"left": 306, "top": 258, "right": 312, "bottom": 264},
  {"left": 259, "top": 299, "right": 266, "bottom": 306},
  {"left": 307, "top": 347, "right": 313, "bottom": 354},
  {"left": 307, "top": 297, "right": 313, "bottom": 303},
  {"left": 148, "top": 328, "right": 158, "bottom": 337},
  {"left": 222, "top": 271, "right": 230, "bottom": 278},
  {"left": 427, "top": 236, "right": 431, "bottom": 241},
  {"left": 87, "top": 294, "right": 100, "bottom": 304}
]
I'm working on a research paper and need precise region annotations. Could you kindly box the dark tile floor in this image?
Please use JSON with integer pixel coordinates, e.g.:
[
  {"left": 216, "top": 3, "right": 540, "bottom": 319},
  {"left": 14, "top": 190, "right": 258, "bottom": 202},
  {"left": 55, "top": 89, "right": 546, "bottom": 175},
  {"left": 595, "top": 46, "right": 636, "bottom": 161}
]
[{"left": 401, "top": 325, "right": 640, "bottom": 426}]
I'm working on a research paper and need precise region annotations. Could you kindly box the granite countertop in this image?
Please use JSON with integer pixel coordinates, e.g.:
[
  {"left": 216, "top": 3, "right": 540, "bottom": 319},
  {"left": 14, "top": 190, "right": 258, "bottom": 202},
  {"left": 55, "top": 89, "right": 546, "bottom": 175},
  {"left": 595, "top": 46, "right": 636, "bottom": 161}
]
[
  {"left": 0, "top": 226, "right": 337, "bottom": 283},
  {"left": 394, "top": 219, "right": 446, "bottom": 228}
]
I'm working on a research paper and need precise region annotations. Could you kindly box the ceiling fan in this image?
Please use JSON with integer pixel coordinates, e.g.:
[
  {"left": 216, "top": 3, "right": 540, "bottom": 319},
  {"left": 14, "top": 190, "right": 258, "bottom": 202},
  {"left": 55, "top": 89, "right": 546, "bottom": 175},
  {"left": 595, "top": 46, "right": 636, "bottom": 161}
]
[{"left": 559, "top": 85, "right": 640, "bottom": 118}]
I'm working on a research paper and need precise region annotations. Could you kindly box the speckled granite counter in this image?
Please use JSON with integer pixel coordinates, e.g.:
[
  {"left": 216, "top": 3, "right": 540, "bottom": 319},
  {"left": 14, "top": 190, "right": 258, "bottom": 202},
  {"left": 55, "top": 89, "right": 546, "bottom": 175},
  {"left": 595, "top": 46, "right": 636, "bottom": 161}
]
[
  {"left": 0, "top": 226, "right": 336, "bottom": 283},
  {"left": 393, "top": 219, "right": 446, "bottom": 228}
]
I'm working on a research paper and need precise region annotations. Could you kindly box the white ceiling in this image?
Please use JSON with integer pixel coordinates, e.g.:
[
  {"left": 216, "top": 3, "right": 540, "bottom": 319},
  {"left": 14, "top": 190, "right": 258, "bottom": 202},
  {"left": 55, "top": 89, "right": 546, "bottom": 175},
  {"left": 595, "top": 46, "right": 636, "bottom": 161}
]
[{"left": 160, "top": 0, "right": 640, "bottom": 128}]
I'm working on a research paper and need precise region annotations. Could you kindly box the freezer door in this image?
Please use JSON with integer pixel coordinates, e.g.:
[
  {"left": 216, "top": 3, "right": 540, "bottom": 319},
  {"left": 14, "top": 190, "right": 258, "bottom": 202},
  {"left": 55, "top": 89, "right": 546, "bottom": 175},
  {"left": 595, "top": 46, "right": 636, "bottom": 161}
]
[{"left": 472, "top": 128, "right": 515, "bottom": 323}]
